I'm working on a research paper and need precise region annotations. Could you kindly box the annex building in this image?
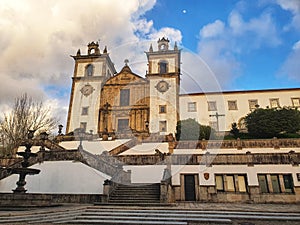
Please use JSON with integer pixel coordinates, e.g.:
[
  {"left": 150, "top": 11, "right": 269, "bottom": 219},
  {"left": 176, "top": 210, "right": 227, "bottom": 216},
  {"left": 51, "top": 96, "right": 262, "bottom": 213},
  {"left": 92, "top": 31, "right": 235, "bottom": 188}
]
[{"left": 0, "top": 38, "right": 299, "bottom": 205}]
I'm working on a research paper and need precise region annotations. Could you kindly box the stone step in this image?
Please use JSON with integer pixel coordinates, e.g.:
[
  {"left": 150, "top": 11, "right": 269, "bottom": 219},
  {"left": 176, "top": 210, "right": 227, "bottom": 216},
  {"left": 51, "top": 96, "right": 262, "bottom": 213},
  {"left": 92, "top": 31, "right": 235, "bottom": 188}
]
[
  {"left": 63, "top": 219, "right": 188, "bottom": 224},
  {"left": 94, "top": 202, "right": 173, "bottom": 207},
  {"left": 67, "top": 215, "right": 232, "bottom": 224}
]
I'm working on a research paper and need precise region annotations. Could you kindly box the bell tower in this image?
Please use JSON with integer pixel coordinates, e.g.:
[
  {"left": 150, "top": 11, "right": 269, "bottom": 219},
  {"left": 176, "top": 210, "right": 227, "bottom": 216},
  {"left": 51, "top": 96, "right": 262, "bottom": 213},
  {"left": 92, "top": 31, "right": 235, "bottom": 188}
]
[
  {"left": 146, "top": 37, "right": 181, "bottom": 135},
  {"left": 66, "top": 42, "right": 116, "bottom": 134}
]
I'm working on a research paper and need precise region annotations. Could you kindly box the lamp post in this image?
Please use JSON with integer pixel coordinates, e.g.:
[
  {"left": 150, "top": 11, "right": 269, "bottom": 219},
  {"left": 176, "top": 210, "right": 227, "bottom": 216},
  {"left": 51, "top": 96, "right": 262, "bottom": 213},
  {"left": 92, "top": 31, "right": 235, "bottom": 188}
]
[
  {"left": 39, "top": 131, "right": 48, "bottom": 152},
  {"left": 78, "top": 128, "right": 84, "bottom": 150},
  {"left": 58, "top": 124, "right": 63, "bottom": 135}
]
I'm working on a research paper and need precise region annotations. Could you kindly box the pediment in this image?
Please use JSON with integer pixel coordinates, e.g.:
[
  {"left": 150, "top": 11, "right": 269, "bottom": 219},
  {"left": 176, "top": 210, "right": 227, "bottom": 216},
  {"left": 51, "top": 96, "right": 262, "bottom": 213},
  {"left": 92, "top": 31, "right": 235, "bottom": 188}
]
[{"left": 105, "top": 66, "right": 148, "bottom": 86}]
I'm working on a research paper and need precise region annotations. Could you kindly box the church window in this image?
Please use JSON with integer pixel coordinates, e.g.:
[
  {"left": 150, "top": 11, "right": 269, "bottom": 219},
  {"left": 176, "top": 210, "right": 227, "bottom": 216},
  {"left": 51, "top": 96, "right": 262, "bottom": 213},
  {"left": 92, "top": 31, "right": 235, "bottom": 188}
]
[
  {"left": 120, "top": 89, "right": 130, "bottom": 106},
  {"left": 291, "top": 98, "right": 300, "bottom": 107},
  {"left": 270, "top": 98, "right": 280, "bottom": 108},
  {"left": 188, "top": 102, "right": 197, "bottom": 112},
  {"left": 81, "top": 107, "right": 89, "bottom": 115},
  {"left": 159, "top": 121, "right": 167, "bottom": 132},
  {"left": 207, "top": 101, "right": 217, "bottom": 111},
  {"left": 248, "top": 99, "right": 258, "bottom": 111},
  {"left": 159, "top": 105, "right": 166, "bottom": 113},
  {"left": 80, "top": 122, "right": 87, "bottom": 132},
  {"left": 85, "top": 64, "right": 94, "bottom": 76},
  {"left": 228, "top": 100, "right": 238, "bottom": 110},
  {"left": 159, "top": 60, "right": 168, "bottom": 74}
]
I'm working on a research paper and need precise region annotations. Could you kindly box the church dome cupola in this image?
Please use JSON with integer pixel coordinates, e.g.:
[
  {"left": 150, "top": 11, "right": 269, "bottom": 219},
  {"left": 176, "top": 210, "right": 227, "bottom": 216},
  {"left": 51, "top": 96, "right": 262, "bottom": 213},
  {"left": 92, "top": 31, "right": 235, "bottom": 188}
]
[
  {"left": 157, "top": 37, "right": 169, "bottom": 51},
  {"left": 88, "top": 41, "right": 100, "bottom": 55}
]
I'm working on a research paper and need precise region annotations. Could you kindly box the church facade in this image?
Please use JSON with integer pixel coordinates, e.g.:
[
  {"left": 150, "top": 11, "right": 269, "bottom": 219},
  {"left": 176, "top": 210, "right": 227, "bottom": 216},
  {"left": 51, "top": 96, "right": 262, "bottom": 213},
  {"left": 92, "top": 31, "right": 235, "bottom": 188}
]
[{"left": 66, "top": 38, "right": 300, "bottom": 136}]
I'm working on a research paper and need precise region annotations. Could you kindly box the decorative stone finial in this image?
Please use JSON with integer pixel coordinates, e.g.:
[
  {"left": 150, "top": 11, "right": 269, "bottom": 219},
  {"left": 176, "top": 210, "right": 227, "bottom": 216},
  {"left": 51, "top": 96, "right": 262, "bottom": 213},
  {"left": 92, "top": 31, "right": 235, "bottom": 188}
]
[
  {"left": 103, "top": 46, "right": 107, "bottom": 53},
  {"left": 124, "top": 59, "right": 129, "bottom": 66},
  {"left": 149, "top": 44, "right": 153, "bottom": 52}
]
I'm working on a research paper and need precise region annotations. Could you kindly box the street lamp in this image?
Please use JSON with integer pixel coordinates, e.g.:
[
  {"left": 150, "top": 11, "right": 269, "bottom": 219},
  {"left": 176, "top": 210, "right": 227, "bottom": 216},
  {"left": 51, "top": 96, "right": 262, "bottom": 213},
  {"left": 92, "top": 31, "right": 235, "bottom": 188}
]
[
  {"left": 58, "top": 124, "right": 63, "bottom": 135},
  {"left": 39, "top": 131, "right": 48, "bottom": 152},
  {"left": 78, "top": 128, "right": 84, "bottom": 150}
]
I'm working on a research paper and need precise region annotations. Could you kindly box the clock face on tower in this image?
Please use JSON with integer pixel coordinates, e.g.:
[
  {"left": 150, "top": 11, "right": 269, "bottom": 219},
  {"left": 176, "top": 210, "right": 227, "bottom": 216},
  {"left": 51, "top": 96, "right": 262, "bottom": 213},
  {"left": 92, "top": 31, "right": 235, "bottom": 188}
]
[
  {"left": 80, "top": 84, "right": 94, "bottom": 97},
  {"left": 155, "top": 80, "right": 170, "bottom": 93}
]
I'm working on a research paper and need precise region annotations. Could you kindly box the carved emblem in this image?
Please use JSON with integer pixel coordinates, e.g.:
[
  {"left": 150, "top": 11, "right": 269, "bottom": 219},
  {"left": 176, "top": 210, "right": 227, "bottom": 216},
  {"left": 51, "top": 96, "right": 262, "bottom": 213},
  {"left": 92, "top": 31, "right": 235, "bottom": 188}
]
[
  {"left": 80, "top": 84, "right": 94, "bottom": 97},
  {"left": 204, "top": 173, "right": 210, "bottom": 180}
]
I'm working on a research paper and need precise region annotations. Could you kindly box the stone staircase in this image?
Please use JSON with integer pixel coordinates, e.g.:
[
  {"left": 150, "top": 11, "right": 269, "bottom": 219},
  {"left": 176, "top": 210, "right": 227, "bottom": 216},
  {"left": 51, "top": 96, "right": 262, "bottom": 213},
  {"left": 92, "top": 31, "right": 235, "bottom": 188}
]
[
  {"left": 107, "top": 183, "right": 161, "bottom": 205},
  {"left": 2, "top": 205, "right": 300, "bottom": 224}
]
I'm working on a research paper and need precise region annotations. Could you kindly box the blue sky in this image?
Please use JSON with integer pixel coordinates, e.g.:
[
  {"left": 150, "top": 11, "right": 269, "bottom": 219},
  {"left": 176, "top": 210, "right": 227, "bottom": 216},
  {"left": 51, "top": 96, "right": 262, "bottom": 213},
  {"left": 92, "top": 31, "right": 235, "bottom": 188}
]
[
  {"left": 142, "top": 0, "right": 300, "bottom": 91},
  {"left": 0, "top": 0, "right": 299, "bottom": 124}
]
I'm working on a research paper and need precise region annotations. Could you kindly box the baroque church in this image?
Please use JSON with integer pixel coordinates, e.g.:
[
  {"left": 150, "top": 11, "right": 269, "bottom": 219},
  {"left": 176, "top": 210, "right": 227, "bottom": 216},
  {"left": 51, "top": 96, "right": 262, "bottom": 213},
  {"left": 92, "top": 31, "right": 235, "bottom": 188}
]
[{"left": 67, "top": 38, "right": 180, "bottom": 137}]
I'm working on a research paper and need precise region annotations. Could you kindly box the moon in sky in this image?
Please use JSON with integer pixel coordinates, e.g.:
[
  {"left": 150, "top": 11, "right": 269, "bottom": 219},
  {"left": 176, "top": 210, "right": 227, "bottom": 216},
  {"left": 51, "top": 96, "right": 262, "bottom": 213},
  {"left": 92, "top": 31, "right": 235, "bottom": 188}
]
[{"left": 182, "top": 9, "right": 187, "bottom": 14}]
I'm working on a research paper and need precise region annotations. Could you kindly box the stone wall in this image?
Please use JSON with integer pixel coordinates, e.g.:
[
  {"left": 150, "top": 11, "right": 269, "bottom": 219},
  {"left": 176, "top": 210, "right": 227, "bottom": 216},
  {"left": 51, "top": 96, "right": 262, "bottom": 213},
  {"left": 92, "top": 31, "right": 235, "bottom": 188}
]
[
  {"left": 0, "top": 193, "right": 107, "bottom": 206},
  {"left": 173, "top": 185, "right": 300, "bottom": 204},
  {"left": 116, "top": 152, "right": 300, "bottom": 166}
]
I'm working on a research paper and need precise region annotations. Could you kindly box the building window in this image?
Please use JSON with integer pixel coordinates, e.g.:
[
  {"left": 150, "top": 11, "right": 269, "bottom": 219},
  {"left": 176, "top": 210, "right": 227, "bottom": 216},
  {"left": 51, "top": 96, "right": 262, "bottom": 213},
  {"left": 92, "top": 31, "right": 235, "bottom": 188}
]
[
  {"left": 291, "top": 98, "right": 300, "bottom": 107},
  {"left": 81, "top": 107, "right": 89, "bottom": 115},
  {"left": 85, "top": 64, "right": 94, "bottom": 76},
  {"left": 270, "top": 98, "right": 280, "bottom": 108},
  {"left": 159, "top": 105, "right": 166, "bottom": 113},
  {"left": 159, "top": 60, "right": 168, "bottom": 74},
  {"left": 248, "top": 99, "right": 258, "bottom": 111},
  {"left": 215, "top": 175, "right": 224, "bottom": 191},
  {"left": 207, "top": 101, "right": 217, "bottom": 111},
  {"left": 120, "top": 89, "right": 130, "bottom": 106},
  {"left": 188, "top": 102, "right": 197, "bottom": 112},
  {"left": 215, "top": 174, "right": 247, "bottom": 192},
  {"left": 258, "top": 175, "right": 269, "bottom": 193},
  {"left": 228, "top": 100, "right": 238, "bottom": 110},
  {"left": 258, "top": 174, "right": 294, "bottom": 194},
  {"left": 271, "top": 175, "right": 281, "bottom": 193},
  {"left": 159, "top": 121, "right": 167, "bottom": 132},
  {"left": 80, "top": 122, "right": 87, "bottom": 132},
  {"left": 283, "top": 174, "right": 294, "bottom": 193}
]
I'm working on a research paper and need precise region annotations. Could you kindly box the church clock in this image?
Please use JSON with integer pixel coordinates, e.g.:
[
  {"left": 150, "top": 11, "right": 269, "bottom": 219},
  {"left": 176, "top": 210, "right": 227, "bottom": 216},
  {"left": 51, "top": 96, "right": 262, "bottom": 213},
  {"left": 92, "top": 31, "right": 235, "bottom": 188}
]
[
  {"left": 155, "top": 80, "right": 170, "bottom": 93},
  {"left": 80, "top": 84, "right": 94, "bottom": 97}
]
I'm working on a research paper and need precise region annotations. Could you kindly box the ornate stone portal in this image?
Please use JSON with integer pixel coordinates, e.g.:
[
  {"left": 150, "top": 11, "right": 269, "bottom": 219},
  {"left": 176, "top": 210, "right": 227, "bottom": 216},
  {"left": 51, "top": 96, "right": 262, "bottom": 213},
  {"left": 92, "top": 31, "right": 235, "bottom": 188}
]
[{"left": 98, "top": 65, "right": 150, "bottom": 137}]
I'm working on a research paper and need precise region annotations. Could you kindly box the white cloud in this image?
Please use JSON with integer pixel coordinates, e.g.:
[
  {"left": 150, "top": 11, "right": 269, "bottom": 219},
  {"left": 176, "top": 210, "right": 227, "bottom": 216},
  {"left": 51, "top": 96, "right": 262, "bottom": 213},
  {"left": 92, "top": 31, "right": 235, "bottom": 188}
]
[
  {"left": 278, "top": 40, "right": 300, "bottom": 81},
  {"left": 200, "top": 20, "right": 225, "bottom": 38},
  {"left": 0, "top": 0, "right": 165, "bottom": 128},
  {"left": 195, "top": 5, "right": 282, "bottom": 90},
  {"left": 276, "top": 0, "right": 300, "bottom": 31}
]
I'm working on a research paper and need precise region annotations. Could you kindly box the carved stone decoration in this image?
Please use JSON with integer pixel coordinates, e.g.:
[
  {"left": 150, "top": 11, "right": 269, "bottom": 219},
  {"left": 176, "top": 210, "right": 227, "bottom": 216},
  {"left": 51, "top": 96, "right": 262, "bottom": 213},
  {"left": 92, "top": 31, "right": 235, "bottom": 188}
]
[
  {"left": 80, "top": 84, "right": 95, "bottom": 97},
  {"left": 204, "top": 173, "right": 210, "bottom": 180}
]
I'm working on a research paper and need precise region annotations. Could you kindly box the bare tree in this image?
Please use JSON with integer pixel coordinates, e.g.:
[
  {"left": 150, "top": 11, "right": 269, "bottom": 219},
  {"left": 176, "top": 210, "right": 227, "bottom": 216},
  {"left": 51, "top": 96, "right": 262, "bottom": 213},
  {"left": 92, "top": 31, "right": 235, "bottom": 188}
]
[{"left": 0, "top": 94, "right": 58, "bottom": 156}]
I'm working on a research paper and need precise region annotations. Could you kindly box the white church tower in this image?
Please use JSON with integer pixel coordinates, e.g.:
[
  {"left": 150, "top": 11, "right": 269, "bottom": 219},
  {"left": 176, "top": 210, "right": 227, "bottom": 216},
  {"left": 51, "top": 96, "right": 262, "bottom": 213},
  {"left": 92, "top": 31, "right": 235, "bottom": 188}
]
[
  {"left": 146, "top": 38, "right": 181, "bottom": 135},
  {"left": 66, "top": 42, "right": 116, "bottom": 134}
]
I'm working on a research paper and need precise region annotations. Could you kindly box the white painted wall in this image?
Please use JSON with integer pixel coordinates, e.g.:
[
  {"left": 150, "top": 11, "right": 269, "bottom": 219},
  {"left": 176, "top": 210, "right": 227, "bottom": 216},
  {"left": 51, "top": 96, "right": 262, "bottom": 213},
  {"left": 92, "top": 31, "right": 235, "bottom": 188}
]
[
  {"left": 149, "top": 78, "right": 178, "bottom": 134},
  {"left": 171, "top": 164, "right": 300, "bottom": 187},
  {"left": 68, "top": 81, "right": 102, "bottom": 133},
  {"left": 0, "top": 161, "right": 110, "bottom": 194},
  {"left": 180, "top": 89, "right": 300, "bottom": 131}
]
